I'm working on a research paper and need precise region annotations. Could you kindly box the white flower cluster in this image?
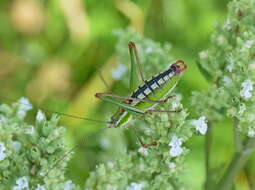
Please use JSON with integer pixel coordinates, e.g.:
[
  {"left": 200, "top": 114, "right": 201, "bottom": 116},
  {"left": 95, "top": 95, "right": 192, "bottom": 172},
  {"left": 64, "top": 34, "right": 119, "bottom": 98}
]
[{"left": 169, "top": 135, "right": 183, "bottom": 157}]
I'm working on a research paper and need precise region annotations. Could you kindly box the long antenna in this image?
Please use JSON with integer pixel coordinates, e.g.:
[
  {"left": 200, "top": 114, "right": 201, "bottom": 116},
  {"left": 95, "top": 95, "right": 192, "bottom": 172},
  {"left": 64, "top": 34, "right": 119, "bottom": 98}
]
[
  {"left": 0, "top": 95, "right": 111, "bottom": 124},
  {"left": 98, "top": 70, "right": 112, "bottom": 93}
]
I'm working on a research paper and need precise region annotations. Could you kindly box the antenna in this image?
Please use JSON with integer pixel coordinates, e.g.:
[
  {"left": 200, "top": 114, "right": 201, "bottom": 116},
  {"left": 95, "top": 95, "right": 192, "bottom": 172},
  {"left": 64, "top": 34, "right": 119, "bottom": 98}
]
[{"left": 0, "top": 95, "right": 111, "bottom": 124}]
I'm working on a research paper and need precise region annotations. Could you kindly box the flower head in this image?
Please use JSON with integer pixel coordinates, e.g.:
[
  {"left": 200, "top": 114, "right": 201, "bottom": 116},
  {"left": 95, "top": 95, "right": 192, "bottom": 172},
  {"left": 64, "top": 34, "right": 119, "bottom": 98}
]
[
  {"left": 168, "top": 162, "right": 176, "bottom": 169},
  {"left": 36, "top": 110, "right": 45, "bottom": 122},
  {"left": 192, "top": 116, "right": 208, "bottom": 135},
  {"left": 222, "top": 76, "right": 232, "bottom": 87},
  {"left": 138, "top": 147, "right": 148, "bottom": 156},
  {"left": 12, "top": 141, "right": 22, "bottom": 152},
  {"left": 240, "top": 79, "right": 253, "bottom": 100},
  {"left": 0, "top": 142, "right": 6, "bottom": 161},
  {"left": 13, "top": 176, "right": 29, "bottom": 190},
  {"left": 63, "top": 180, "right": 75, "bottom": 190},
  {"left": 169, "top": 135, "right": 183, "bottom": 157},
  {"left": 17, "top": 97, "right": 33, "bottom": 119},
  {"left": 126, "top": 182, "right": 145, "bottom": 190}
]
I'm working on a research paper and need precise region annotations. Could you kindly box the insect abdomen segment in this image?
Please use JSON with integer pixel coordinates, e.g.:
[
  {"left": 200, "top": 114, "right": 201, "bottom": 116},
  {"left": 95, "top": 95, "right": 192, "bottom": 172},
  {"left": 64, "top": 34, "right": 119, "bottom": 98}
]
[{"left": 131, "top": 67, "right": 174, "bottom": 99}]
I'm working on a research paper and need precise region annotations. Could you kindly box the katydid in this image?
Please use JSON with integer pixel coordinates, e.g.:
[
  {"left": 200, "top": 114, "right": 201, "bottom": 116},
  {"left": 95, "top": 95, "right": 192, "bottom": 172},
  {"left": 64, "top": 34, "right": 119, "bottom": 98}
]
[
  {"left": 95, "top": 42, "right": 187, "bottom": 129},
  {"left": 43, "top": 41, "right": 187, "bottom": 175}
]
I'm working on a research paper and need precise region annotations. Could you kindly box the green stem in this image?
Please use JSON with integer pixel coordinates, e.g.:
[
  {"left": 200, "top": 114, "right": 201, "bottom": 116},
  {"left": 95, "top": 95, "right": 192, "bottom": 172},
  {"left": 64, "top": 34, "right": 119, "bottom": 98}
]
[
  {"left": 216, "top": 137, "right": 255, "bottom": 190},
  {"left": 233, "top": 118, "right": 242, "bottom": 152},
  {"left": 204, "top": 122, "right": 213, "bottom": 190}
]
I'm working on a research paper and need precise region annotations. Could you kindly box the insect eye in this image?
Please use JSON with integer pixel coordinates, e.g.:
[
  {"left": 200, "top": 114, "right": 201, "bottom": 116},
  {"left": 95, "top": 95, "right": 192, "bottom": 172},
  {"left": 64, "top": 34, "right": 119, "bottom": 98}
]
[{"left": 170, "top": 64, "right": 179, "bottom": 72}]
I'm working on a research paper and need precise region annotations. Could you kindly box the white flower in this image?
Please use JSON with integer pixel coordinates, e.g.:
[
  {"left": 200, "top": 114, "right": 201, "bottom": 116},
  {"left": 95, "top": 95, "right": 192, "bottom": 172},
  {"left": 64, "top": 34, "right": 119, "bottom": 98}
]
[
  {"left": 192, "top": 116, "right": 208, "bottom": 135},
  {"left": 226, "top": 54, "right": 235, "bottom": 72},
  {"left": 112, "top": 64, "right": 127, "bottom": 80},
  {"left": 36, "top": 110, "right": 45, "bottom": 122},
  {"left": 171, "top": 101, "right": 180, "bottom": 109},
  {"left": 222, "top": 76, "right": 232, "bottom": 87},
  {"left": 13, "top": 176, "right": 29, "bottom": 190},
  {"left": 17, "top": 97, "right": 33, "bottom": 119},
  {"left": 238, "top": 104, "right": 246, "bottom": 115},
  {"left": 248, "top": 127, "right": 255, "bottom": 138},
  {"left": 138, "top": 147, "right": 148, "bottom": 156},
  {"left": 0, "top": 142, "right": 6, "bottom": 161},
  {"left": 199, "top": 50, "right": 208, "bottom": 59},
  {"left": 35, "top": 184, "right": 45, "bottom": 190},
  {"left": 169, "top": 135, "right": 183, "bottom": 157},
  {"left": 169, "top": 146, "right": 183, "bottom": 157},
  {"left": 243, "top": 40, "right": 254, "bottom": 50},
  {"left": 12, "top": 141, "right": 22, "bottom": 152},
  {"left": 226, "top": 64, "right": 234, "bottom": 72},
  {"left": 126, "top": 182, "right": 145, "bottom": 190},
  {"left": 63, "top": 180, "right": 75, "bottom": 190},
  {"left": 19, "top": 97, "right": 33, "bottom": 111},
  {"left": 169, "top": 135, "right": 182, "bottom": 147},
  {"left": 240, "top": 79, "right": 253, "bottom": 100},
  {"left": 168, "top": 162, "right": 176, "bottom": 169}
]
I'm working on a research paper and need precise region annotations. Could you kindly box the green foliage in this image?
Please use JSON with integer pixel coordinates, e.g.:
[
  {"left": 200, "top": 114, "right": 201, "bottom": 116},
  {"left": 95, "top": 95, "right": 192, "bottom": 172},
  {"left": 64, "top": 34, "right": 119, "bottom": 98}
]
[
  {"left": 193, "top": 0, "right": 255, "bottom": 134},
  {"left": 0, "top": 98, "right": 80, "bottom": 190},
  {"left": 191, "top": 0, "right": 255, "bottom": 189}
]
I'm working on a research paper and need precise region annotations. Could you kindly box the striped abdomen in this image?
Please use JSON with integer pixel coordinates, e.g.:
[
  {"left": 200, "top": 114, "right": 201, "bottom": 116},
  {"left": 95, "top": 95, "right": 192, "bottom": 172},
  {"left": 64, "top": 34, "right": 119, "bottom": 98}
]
[{"left": 131, "top": 67, "right": 175, "bottom": 100}]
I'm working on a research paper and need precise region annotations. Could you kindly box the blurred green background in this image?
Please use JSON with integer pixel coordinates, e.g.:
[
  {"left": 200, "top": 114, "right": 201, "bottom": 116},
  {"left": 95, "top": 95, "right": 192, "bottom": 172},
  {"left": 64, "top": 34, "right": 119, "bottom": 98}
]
[{"left": 2, "top": 0, "right": 252, "bottom": 189}]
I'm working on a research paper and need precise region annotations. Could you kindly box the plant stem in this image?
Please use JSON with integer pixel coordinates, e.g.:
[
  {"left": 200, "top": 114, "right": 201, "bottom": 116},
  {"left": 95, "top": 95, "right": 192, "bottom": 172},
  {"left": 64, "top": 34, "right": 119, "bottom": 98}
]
[
  {"left": 204, "top": 122, "right": 213, "bottom": 190},
  {"left": 216, "top": 137, "right": 255, "bottom": 190},
  {"left": 233, "top": 117, "right": 242, "bottom": 152}
]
